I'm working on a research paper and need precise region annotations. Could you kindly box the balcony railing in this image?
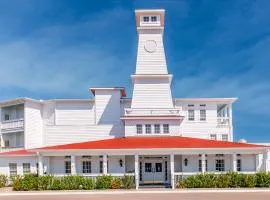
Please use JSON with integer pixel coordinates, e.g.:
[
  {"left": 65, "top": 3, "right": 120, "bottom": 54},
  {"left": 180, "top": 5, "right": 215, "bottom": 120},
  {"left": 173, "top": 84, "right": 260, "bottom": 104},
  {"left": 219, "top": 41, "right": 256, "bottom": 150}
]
[
  {"left": 125, "top": 108, "right": 182, "bottom": 116},
  {"left": 0, "top": 118, "right": 24, "bottom": 133},
  {"left": 217, "top": 117, "right": 230, "bottom": 126},
  {"left": 0, "top": 146, "right": 24, "bottom": 152}
]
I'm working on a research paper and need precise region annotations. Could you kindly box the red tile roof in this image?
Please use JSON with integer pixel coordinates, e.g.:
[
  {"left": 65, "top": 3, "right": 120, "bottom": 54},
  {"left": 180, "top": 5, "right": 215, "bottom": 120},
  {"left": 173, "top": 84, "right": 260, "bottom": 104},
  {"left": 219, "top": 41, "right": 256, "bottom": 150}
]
[
  {"left": 36, "top": 136, "right": 267, "bottom": 151},
  {"left": 0, "top": 149, "right": 36, "bottom": 156}
]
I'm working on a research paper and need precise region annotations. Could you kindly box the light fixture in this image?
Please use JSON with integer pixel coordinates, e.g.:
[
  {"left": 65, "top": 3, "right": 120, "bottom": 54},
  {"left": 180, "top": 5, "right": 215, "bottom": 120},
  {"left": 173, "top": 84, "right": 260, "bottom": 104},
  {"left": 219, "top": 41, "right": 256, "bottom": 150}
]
[
  {"left": 184, "top": 158, "right": 188, "bottom": 166},
  {"left": 119, "top": 159, "right": 123, "bottom": 167}
]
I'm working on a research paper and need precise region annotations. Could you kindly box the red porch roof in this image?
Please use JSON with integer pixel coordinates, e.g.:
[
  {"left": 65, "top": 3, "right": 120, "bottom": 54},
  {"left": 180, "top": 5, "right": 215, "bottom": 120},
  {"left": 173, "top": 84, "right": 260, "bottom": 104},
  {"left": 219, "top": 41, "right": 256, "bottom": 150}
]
[
  {"left": 0, "top": 149, "right": 35, "bottom": 156},
  {"left": 35, "top": 136, "right": 267, "bottom": 151}
]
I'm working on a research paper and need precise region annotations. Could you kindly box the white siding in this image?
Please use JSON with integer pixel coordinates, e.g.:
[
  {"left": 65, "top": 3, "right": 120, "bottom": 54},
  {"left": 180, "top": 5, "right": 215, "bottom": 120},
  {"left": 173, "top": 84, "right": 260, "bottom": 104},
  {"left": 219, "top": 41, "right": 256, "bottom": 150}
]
[
  {"left": 24, "top": 101, "right": 43, "bottom": 148},
  {"left": 136, "top": 29, "right": 167, "bottom": 74},
  {"left": 131, "top": 78, "right": 173, "bottom": 108},
  {"left": 0, "top": 156, "right": 37, "bottom": 176},
  {"left": 45, "top": 124, "right": 123, "bottom": 146},
  {"left": 55, "top": 101, "right": 94, "bottom": 125},
  {"left": 95, "top": 90, "right": 121, "bottom": 124}
]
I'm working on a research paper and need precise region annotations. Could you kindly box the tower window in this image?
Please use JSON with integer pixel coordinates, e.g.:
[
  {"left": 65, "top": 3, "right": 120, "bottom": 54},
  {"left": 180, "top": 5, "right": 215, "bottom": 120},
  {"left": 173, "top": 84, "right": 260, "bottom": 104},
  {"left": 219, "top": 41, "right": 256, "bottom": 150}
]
[
  {"left": 143, "top": 16, "right": 149, "bottom": 22},
  {"left": 200, "top": 109, "right": 206, "bottom": 121},
  {"left": 151, "top": 16, "right": 157, "bottom": 22},
  {"left": 188, "top": 110, "right": 195, "bottom": 121}
]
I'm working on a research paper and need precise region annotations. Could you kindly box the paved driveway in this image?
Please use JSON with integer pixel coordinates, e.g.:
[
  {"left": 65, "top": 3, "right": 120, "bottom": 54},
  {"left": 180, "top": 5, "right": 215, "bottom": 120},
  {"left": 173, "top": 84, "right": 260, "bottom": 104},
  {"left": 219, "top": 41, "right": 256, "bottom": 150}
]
[{"left": 1, "top": 192, "right": 270, "bottom": 200}]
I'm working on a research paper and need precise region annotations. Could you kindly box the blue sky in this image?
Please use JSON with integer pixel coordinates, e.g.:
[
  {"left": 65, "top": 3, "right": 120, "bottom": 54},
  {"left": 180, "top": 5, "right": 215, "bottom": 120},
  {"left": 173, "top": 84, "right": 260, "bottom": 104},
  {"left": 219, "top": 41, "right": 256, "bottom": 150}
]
[{"left": 0, "top": 0, "right": 269, "bottom": 142}]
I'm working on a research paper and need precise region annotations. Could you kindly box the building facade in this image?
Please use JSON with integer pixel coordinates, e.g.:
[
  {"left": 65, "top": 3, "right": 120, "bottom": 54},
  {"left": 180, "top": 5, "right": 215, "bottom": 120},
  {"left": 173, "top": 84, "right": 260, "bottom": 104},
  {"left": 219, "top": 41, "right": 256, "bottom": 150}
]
[{"left": 0, "top": 9, "right": 269, "bottom": 189}]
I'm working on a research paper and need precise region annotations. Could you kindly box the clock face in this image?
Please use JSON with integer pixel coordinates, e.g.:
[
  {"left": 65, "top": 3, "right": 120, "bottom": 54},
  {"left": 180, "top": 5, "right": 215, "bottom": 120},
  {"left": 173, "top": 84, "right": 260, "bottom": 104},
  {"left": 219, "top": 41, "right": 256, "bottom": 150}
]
[{"left": 144, "top": 40, "right": 157, "bottom": 53}]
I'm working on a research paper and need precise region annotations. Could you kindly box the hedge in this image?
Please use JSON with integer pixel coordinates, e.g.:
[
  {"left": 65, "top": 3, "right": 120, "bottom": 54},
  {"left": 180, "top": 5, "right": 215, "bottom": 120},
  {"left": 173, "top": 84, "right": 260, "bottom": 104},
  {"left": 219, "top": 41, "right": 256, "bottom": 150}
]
[
  {"left": 177, "top": 172, "right": 270, "bottom": 188},
  {"left": 0, "top": 174, "right": 8, "bottom": 188},
  {"left": 11, "top": 174, "right": 135, "bottom": 191}
]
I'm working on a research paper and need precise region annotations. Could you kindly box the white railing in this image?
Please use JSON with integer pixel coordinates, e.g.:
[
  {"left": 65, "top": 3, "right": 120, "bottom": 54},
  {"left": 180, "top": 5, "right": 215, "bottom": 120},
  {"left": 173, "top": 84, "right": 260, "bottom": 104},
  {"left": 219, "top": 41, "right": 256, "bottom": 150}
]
[
  {"left": 217, "top": 117, "right": 230, "bottom": 125},
  {"left": 125, "top": 108, "right": 182, "bottom": 116},
  {"left": 174, "top": 171, "right": 256, "bottom": 177},
  {"left": 0, "top": 118, "right": 24, "bottom": 133}
]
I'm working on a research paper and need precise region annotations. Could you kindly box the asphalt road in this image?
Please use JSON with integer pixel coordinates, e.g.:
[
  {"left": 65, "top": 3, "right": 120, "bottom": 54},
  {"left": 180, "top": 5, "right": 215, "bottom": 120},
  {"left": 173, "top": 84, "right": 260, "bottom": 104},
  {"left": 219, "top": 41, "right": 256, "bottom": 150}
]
[{"left": 1, "top": 192, "right": 270, "bottom": 200}]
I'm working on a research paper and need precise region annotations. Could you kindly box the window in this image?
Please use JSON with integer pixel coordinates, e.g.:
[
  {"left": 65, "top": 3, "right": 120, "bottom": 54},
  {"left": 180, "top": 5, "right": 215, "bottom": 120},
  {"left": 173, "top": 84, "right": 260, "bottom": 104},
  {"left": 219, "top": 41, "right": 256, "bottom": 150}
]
[
  {"left": 82, "top": 161, "right": 91, "bottom": 173},
  {"left": 145, "top": 124, "right": 151, "bottom": 134},
  {"left": 198, "top": 160, "right": 208, "bottom": 172},
  {"left": 65, "top": 161, "right": 71, "bottom": 174},
  {"left": 222, "top": 134, "right": 228, "bottom": 141},
  {"left": 136, "top": 124, "right": 143, "bottom": 134},
  {"left": 210, "top": 134, "right": 217, "bottom": 140},
  {"left": 200, "top": 109, "right": 206, "bottom": 121},
  {"left": 184, "top": 158, "right": 188, "bottom": 166},
  {"left": 23, "top": 163, "right": 31, "bottom": 174},
  {"left": 216, "top": 159, "right": 225, "bottom": 171},
  {"left": 237, "top": 159, "right": 241, "bottom": 172},
  {"left": 9, "top": 163, "right": 17, "bottom": 177},
  {"left": 188, "top": 110, "right": 195, "bottom": 121},
  {"left": 4, "top": 114, "right": 10, "bottom": 121},
  {"left": 143, "top": 16, "right": 149, "bottom": 22},
  {"left": 154, "top": 124, "right": 160, "bottom": 134},
  {"left": 163, "top": 124, "right": 169, "bottom": 134},
  {"left": 145, "top": 163, "right": 152, "bottom": 172},
  {"left": 200, "top": 104, "right": 206, "bottom": 107},
  {"left": 151, "top": 16, "right": 157, "bottom": 22},
  {"left": 188, "top": 104, "right": 194, "bottom": 107}
]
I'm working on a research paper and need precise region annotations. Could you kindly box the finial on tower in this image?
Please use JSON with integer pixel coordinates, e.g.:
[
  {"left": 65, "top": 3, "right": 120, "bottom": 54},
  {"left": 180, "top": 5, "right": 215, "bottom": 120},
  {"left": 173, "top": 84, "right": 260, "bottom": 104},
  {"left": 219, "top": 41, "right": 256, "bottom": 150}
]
[{"left": 135, "top": 9, "right": 165, "bottom": 30}]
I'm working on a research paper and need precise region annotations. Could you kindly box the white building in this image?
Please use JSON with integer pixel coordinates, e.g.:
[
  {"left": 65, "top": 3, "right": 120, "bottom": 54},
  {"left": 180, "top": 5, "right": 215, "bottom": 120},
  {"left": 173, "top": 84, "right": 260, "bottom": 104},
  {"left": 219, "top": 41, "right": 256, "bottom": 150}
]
[{"left": 0, "top": 9, "right": 269, "bottom": 189}]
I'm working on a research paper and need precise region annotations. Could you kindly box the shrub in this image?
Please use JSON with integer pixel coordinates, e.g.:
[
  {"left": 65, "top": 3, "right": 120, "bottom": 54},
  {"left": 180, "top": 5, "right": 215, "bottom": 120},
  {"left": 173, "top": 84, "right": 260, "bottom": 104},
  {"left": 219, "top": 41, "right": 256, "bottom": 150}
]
[
  {"left": 82, "top": 177, "right": 94, "bottom": 190},
  {"left": 121, "top": 175, "right": 135, "bottom": 189},
  {"left": 177, "top": 172, "right": 270, "bottom": 188},
  {"left": 11, "top": 176, "right": 23, "bottom": 191},
  {"left": 38, "top": 175, "right": 54, "bottom": 190},
  {"left": 95, "top": 175, "right": 113, "bottom": 189},
  {"left": 0, "top": 174, "right": 8, "bottom": 188},
  {"left": 111, "top": 177, "right": 121, "bottom": 189}
]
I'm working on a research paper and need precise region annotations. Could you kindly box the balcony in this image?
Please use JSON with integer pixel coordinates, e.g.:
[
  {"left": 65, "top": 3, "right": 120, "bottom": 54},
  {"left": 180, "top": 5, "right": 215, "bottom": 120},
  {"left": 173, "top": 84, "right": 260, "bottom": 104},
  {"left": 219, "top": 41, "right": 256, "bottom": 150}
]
[{"left": 0, "top": 118, "right": 24, "bottom": 133}]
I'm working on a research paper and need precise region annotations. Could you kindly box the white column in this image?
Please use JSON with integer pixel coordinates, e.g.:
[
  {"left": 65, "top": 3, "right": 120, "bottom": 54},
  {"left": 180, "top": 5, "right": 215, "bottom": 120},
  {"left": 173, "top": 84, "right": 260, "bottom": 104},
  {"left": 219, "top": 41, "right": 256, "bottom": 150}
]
[
  {"left": 103, "top": 154, "right": 108, "bottom": 174},
  {"left": 201, "top": 154, "right": 206, "bottom": 173},
  {"left": 170, "top": 154, "right": 175, "bottom": 189},
  {"left": 232, "top": 153, "right": 237, "bottom": 172},
  {"left": 134, "top": 154, "right": 139, "bottom": 190},
  {"left": 71, "top": 155, "right": 76, "bottom": 175},
  {"left": 38, "top": 153, "right": 43, "bottom": 176},
  {"left": 263, "top": 150, "right": 269, "bottom": 172},
  {"left": 256, "top": 154, "right": 262, "bottom": 172}
]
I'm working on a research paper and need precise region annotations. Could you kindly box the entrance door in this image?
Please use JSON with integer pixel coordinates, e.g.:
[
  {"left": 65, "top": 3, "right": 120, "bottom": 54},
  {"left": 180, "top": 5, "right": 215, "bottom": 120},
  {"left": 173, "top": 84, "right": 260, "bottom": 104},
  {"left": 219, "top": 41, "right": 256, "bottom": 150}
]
[{"left": 142, "top": 159, "right": 164, "bottom": 184}]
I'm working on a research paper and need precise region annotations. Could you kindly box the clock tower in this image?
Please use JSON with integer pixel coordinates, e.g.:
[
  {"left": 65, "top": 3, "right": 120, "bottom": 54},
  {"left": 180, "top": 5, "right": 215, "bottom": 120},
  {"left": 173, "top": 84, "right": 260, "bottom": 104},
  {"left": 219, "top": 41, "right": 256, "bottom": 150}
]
[{"left": 131, "top": 9, "right": 174, "bottom": 109}]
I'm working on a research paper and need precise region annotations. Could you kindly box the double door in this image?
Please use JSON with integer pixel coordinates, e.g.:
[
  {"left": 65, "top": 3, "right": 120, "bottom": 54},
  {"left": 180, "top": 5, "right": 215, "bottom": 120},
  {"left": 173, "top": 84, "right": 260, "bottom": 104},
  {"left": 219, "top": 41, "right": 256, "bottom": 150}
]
[{"left": 141, "top": 158, "right": 166, "bottom": 184}]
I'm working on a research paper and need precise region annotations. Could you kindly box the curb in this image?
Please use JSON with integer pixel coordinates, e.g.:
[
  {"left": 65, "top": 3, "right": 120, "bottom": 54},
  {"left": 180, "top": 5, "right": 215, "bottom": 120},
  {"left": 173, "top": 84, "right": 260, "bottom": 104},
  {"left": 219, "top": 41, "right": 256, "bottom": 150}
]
[{"left": 1, "top": 189, "right": 270, "bottom": 196}]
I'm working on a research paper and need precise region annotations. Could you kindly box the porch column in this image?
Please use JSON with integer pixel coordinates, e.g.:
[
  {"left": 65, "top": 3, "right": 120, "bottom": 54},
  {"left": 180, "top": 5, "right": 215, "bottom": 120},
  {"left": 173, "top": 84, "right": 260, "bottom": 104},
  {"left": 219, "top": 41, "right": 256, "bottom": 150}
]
[
  {"left": 263, "top": 150, "right": 269, "bottom": 172},
  {"left": 170, "top": 153, "right": 175, "bottom": 189},
  {"left": 232, "top": 153, "right": 237, "bottom": 172},
  {"left": 103, "top": 154, "right": 108, "bottom": 174},
  {"left": 71, "top": 155, "right": 76, "bottom": 175},
  {"left": 134, "top": 154, "right": 139, "bottom": 190},
  {"left": 201, "top": 154, "right": 206, "bottom": 173},
  {"left": 37, "top": 153, "right": 43, "bottom": 176}
]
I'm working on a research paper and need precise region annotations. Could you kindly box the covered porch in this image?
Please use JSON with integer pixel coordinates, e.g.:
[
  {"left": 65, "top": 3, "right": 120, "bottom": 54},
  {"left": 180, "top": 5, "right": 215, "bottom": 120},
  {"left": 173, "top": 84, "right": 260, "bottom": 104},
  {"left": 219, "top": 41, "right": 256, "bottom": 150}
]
[{"left": 31, "top": 136, "right": 269, "bottom": 189}]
